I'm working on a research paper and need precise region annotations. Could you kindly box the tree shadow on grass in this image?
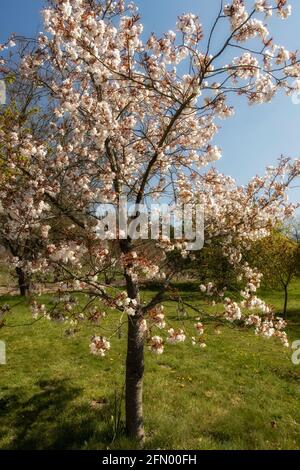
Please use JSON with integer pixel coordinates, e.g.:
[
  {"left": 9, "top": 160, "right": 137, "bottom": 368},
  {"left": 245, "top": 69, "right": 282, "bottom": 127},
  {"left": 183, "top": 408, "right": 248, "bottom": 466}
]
[
  {"left": 0, "top": 378, "right": 119, "bottom": 450},
  {"left": 284, "top": 308, "right": 300, "bottom": 320}
]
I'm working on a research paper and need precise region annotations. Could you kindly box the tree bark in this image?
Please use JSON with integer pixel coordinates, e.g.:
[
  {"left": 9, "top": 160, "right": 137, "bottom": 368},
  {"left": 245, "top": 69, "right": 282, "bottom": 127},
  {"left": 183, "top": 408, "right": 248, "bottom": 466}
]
[
  {"left": 125, "top": 312, "right": 145, "bottom": 442},
  {"left": 124, "top": 264, "right": 145, "bottom": 442},
  {"left": 16, "top": 267, "right": 29, "bottom": 297},
  {"left": 283, "top": 285, "right": 288, "bottom": 317}
]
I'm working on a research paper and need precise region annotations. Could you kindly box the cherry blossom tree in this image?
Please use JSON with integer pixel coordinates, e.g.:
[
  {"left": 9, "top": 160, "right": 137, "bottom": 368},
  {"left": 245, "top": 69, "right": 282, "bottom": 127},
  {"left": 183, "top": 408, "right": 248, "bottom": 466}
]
[
  {"left": 1, "top": 0, "right": 300, "bottom": 441},
  {"left": 0, "top": 65, "right": 55, "bottom": 296}
]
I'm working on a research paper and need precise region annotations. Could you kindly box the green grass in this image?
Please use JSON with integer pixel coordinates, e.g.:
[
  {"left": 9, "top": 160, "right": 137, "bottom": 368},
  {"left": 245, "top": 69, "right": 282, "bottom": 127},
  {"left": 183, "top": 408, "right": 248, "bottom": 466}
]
[{"left": 0, "top": 280, "right": 300, "bottom": 450}]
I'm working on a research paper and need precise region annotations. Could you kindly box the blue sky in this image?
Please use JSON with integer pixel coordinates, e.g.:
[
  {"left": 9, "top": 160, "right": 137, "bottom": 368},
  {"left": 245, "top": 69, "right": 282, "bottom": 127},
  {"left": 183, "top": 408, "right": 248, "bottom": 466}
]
[{"left": 0, "top": 0, "right": 299, "bottom": 204}]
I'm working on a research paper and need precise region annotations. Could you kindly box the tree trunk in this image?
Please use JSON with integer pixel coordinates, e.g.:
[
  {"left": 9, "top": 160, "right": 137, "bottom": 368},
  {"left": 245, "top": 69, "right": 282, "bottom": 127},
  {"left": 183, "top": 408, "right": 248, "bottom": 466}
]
[
  {"left": 16, "top": 267, "right": 29, "bottom": 297},
  {"left": 283, "top": 285, "right": 288, "bottom": 317},
  {"left": 124, "top": 266, "right": 145, "bottom": 442},
  {"left": 125, "top": 313, "right": 145, "bottom": 442}
]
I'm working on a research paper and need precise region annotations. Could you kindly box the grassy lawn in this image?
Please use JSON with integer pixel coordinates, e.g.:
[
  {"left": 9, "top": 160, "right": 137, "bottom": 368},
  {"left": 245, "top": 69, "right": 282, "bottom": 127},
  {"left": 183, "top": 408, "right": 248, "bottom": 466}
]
[{"left": 0, "top": 280, "right": 299, "bottom": 450}]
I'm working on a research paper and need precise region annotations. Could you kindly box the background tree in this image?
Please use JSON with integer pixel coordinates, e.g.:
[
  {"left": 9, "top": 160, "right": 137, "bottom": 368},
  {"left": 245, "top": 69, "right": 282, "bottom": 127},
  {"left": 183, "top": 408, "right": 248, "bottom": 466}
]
[
  {"left": 0, "top": 66, "right": 54, "bottom": 296},
  {"left": 288, "top": 216, "right": 300, "bottom": 243},
  {"left": 250, "top": 230, "right": 300, "bottom": 316}
]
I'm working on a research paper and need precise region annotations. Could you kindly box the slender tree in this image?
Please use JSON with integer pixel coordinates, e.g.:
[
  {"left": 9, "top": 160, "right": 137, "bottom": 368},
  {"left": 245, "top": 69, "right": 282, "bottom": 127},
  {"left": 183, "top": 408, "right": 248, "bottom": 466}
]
[{"left": 251, "top": 231, "right": 300, "bottom": 316}]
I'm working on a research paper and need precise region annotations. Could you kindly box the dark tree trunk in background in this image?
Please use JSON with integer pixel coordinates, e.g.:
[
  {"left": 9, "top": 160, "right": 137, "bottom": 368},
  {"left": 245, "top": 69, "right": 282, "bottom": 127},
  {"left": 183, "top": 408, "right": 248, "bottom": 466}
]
[
  {"left": 16, "top": 267, "right": 29, "bottom": 297},
  {"left": 283, "top": 285, "right": 288, "bottom": 317}
]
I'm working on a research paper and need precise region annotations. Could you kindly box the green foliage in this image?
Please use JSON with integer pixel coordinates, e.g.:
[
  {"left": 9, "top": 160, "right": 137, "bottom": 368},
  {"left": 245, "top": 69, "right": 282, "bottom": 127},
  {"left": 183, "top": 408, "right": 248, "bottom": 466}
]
[
  {"left": 4, "top": 74, "right": 16, "bottom": 86},
  {"left": 167, "top": 243, "right": 239, "bottom": 290},
  {"left": 249, "top": 231, "right": 300, "bottom": 290}
]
